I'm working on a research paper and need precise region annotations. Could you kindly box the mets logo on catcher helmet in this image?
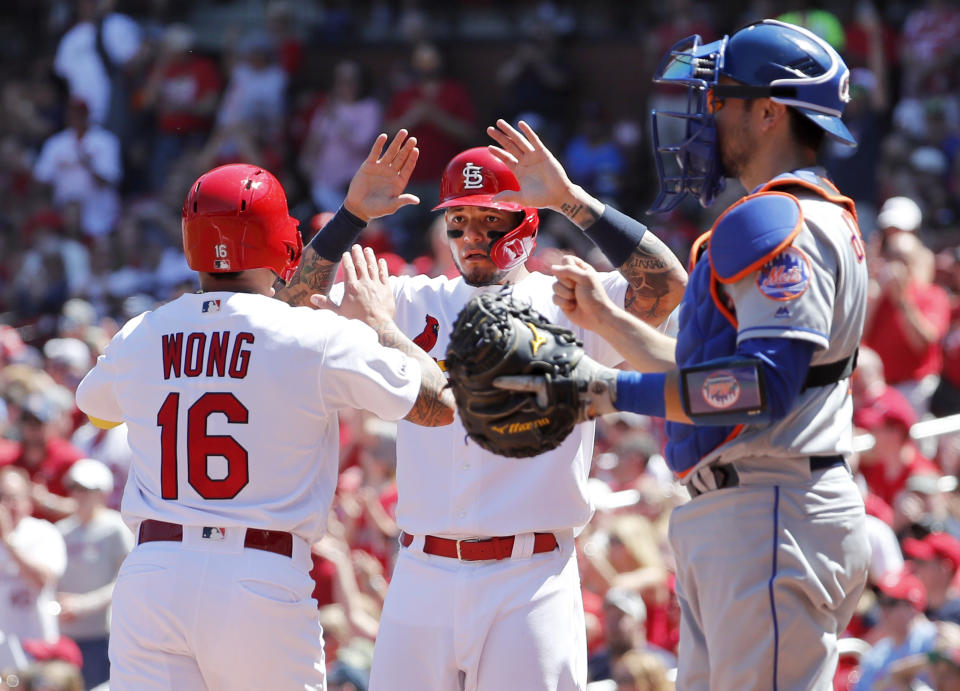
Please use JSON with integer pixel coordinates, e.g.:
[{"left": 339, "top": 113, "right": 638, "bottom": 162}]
[
  {"left": 757, "top": 246, "right": 811, "bottom": 300},
  {"left": 702, "top": 371, "right": 741, "bottom": 409}
]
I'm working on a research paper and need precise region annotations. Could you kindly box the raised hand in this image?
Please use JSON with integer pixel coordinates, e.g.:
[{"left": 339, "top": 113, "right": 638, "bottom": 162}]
[
  {"left": 343, "top": 130, "right": 421, "bottom": 222},
  {"left": 485, "top": 119, "right": 575, "bottom": 211},
  {"left": 551, "top": 254, "right": 618, "bottom": 333},
  {"left": 311, "top": 245, "right": 395, "bottom": 326}
]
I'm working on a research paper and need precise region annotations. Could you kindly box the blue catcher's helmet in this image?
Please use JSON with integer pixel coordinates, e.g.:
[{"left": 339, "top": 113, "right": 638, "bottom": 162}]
[{"left": 649, "top": 19, "right": 855, "bottom": 213}]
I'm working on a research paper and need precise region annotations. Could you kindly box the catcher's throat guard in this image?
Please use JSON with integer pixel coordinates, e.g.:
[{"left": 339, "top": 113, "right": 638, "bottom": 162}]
[{"left": 680, "top": 356, "right": 769, "bottom": 426}]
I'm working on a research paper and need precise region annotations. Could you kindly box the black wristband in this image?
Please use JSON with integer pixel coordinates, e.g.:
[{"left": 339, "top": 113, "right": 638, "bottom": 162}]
[
  {"left": 308, "top": 206, "right": 367, "bottom": 262},
  {"left": 582, "top": 205, "right": 648, "bottom": 268}
]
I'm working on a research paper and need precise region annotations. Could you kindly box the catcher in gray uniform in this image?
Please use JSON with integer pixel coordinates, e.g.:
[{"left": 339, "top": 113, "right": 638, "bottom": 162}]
[{"left": 482, "top": 19, "right": 871, "bottom": 690}]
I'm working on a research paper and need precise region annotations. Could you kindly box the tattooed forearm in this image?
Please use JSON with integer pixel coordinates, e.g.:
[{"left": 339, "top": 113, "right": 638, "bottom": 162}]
[
  {"left": 373, "top": 320, "right": 455, "bottom": 427},
  {"left": 275, "top": 245, "right": 338, "bottom": 307},
  {"left": 620, "top": 233, "right": 687, "bottom": 325},
  {"left": 559, "top": 201, "right": 600, "bottom": 229}
]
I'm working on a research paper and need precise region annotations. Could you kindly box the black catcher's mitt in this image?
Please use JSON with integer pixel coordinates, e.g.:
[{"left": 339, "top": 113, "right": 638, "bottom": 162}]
[{"left": 445, "top": 291, "right": 614, "bottom": 458}]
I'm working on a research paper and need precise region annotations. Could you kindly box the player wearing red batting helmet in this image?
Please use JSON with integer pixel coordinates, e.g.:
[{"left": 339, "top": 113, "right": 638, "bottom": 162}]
[
  {"left": 75, "top": 153, "right": 453, "bottom": 691},
  {"left": 277, "top": 124, "right": 687, "bottom": 691},
  {"left": 433, "top": 147, "right": 539, "bottom": 273},
  {"left": 182, "top": 163, "right": 303, "bottom": 284}
]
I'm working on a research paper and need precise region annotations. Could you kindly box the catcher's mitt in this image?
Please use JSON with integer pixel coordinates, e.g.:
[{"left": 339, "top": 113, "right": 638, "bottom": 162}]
[{"left": 445, "top": 291, "right": 614, "bottom": 458}]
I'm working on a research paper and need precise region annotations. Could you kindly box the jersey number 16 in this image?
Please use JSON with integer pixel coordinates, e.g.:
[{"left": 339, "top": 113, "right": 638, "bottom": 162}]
[{"left": 157, "top": 392, "right": 250, "bottom": 500}]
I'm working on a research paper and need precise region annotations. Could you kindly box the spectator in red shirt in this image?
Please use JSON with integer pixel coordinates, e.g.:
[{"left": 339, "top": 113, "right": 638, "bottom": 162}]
[
  {"left": 384, "top": 41, "right": 476, "bottom": 259},
  {"left": 0, "top": 393, "right": 83, "bottom": 522},
  {"left": 854, "top": 386, "right": 938, "bottom": 508},
  {"left": 863, "top": 228, "right": 951, "bottom": 417},
  {"left": 904, "top": 532, "right": 960, "bottom": 626},
  {"left": 932, "top": 247, "right": 960, "bottom": 417},
  {"left": 140, "top": 24, "right": 222, "bottom": 193}
]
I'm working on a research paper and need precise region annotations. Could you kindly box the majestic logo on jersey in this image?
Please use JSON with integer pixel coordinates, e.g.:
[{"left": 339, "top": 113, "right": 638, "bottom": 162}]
[
  {"left": 701, "top": 371, "right": 741, "bottom": 409},
  {"left": 412, "top": 315, "right": 440, "bottom": 352},
  {"left": 757, "top": 246, "right": 811, "bottom": 301},
  {"left": 202, "top": 300, "right": 221, "bottom": 313},
  {"left": 527, "top": 322, "right": 547, "bottom": 356},
  {"left": 774, "top": 306, "right": 791, "bottom": 319},
  {"left": 461, "top": 163, "right": 484, "bottom": 189}
]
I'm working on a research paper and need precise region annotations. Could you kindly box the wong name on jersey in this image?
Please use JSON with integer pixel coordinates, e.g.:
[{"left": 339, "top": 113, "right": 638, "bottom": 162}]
[{"left": 161, "top": 331, "right": 254, "bottom": 380}]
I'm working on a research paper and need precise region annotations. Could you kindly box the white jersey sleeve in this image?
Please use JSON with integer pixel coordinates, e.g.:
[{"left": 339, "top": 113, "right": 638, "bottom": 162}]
[
  {"left": 317, "top": 317, "right": 422, "bottom": 421},
  {"left": 75, "top": 312, "right": 147, "bottom": 424}
]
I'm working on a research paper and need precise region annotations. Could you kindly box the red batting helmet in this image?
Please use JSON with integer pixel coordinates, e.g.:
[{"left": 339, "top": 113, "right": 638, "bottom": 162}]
[
  {"left": 433, "top": 147, "right": 539, "bottom": 271},
  {"left": 182, "top": 164, "right": 303, "bottom": 284}
]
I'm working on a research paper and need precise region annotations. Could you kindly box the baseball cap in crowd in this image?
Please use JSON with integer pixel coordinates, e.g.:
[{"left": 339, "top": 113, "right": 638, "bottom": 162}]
[
  {"left": 43, "top": 337, "right": 91, "bottom": 375},
  {"left": 876, "top": 569, "right": 927, "bottom": 611},
  {"left": 604, "top": 587, "right": 647, "bottom": 621},
  {"left": 903, "top": 532, "right": 960, "bottom": 572},
  {"left": 21, "top": 635, "right": 83, "bottom": 668},
  {"left": 65, "top": 458, "right": 114, "bottom": 493},
  {"left": 876, "top": 196, "right": 922, "bottom": 233},
  {"left": 911, "top": 146, "right": 949, "bottom": 176},
  {"left": 20, "top": 392, "right": 56, "bottom": 424},
  {"left": 906, "top": 473, "right": 959, "bottom": 495},
  {"left": 852, "top": 387, "right": 917, "bottom": 434}
]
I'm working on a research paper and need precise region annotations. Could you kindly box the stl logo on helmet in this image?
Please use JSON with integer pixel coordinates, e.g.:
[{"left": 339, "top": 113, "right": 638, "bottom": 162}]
[{"left": 461, "top": 163, "right": 485, "bottom": 190}]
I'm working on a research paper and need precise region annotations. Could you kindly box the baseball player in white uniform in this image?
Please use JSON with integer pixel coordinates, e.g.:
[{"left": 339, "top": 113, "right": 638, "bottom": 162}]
[
  {"left": 74, "top": 160, "right": 454, "bottom": 690},
  {"left": 278, "top": 125, "right": 687, "bottom": 691},
  {"left": 531, "top": 20, "right": 872, "bottom": 690}
]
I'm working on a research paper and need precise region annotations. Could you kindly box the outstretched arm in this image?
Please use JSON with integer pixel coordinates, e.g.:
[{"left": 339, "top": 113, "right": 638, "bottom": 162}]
[
  {"left": 551, "top": 255, "right": 677, "bottom": 373},
  {"left": 276, "top": 130, "right": 420, "bottom": 307},
  {"left": 312, "top": 245, "right": 455, "bottom": 427},
  {"left": 486, "top": 119, "right": 686, "bottom": 326}
]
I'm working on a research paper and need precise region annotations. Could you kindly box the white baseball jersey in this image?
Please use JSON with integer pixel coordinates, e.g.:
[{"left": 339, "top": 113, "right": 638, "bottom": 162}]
[
  {"left": 75, "top": 291, "right": 421, "bottom": 544},
  {"left": 701, "top": 186, "right": 868, "bottom": 467},
  {"left": 335, "top": 270, "right": 633, "bottom": 537},
  {"left": 0, "top": 516, "right": 67, "bottom": 642}
]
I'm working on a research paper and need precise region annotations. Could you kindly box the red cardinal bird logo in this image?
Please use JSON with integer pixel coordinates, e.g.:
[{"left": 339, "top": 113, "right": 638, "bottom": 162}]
[{"left": 412, "top": 315, "right": 440, "bottom": 352}]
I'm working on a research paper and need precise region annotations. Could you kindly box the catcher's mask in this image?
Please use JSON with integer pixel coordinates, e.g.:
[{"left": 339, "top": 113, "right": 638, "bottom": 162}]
[
  {"left": 649, "top": 19, "right": 856, "bottom": 213},
  {"left": 182, "top": 163, "right": 303, "bottom": 284},
  {"left": 433, "top": 147, "right": 539, "bottom": 271}
]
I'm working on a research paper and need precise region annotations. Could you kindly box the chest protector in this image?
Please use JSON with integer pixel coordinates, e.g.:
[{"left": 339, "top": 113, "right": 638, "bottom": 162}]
[{"left": 665, "top": 172, "right": 857, "bottom": 475}]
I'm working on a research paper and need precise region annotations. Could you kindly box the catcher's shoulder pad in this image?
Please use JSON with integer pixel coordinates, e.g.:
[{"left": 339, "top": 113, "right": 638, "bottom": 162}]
[{"left": 709, "top": 191, "right": 803, "bottom": 284}]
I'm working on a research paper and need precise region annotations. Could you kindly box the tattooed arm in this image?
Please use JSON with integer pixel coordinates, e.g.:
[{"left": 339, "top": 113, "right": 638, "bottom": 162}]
[
  {"left": 486, "top": 118, "right": 686, "bottom": 327},
  {"left": 556, "top": 196, "right": 686, "bottom": 326},
  {"left": 311, "top": 245, "right": 454, "bottom": 427},
  {"left": 276, "top": 244, "right": 338, "bottom": 307},
  {"left": 368, "top": 317, "right": 455, "bottom": 427},
  {"left": 612, "top": 230, "right": 686, "bottom": 326}
]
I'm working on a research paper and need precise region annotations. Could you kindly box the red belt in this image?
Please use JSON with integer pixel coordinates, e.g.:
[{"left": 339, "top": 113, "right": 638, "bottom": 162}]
[
  {"left": 138, "top": 519, "right": 294, "bottom": 558},
  {"left": 399, "top": 531, "right": 558, "bottom": 561}
]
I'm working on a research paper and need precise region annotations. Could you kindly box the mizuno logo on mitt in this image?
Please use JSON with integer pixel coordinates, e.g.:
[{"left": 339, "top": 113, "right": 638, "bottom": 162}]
[{"left": 491, "top": 417, "right": 551, "bottom": 435}]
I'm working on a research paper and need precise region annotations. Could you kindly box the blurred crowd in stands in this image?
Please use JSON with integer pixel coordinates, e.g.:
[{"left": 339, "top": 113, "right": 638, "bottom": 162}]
[{"left": 1, "top": 0, "right": 960, "bottom": 689}]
